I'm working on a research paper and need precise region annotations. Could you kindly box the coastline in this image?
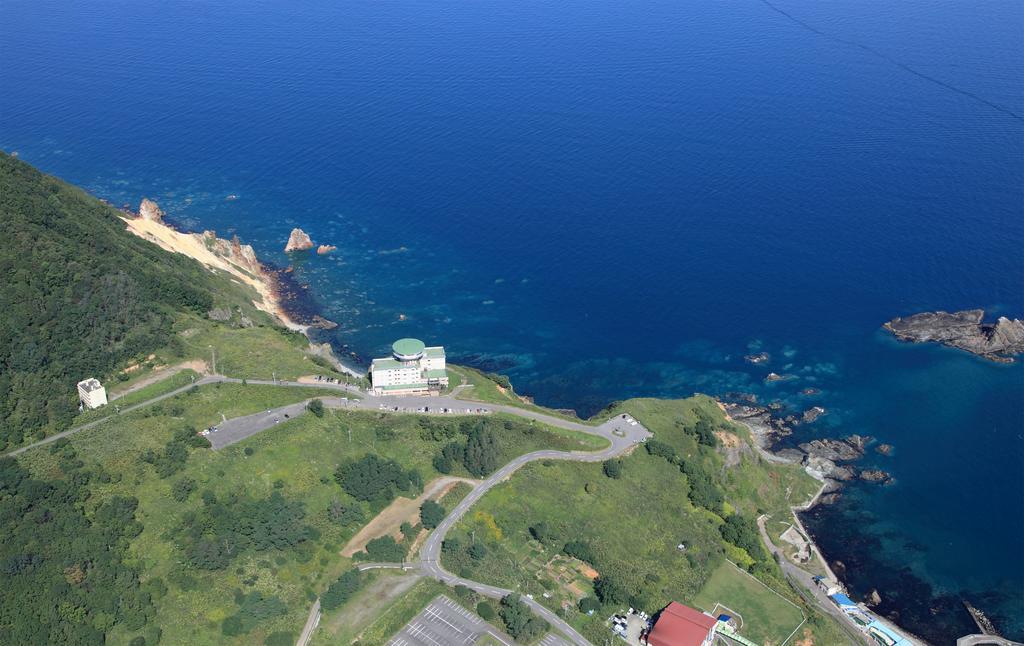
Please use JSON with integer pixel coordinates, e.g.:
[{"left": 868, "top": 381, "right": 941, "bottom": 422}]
[
  {"left": 118, "top": 201, "right": 362, "bottom": 378},
  {"left": 726, "top": 406, "right": 932, "bottom": 646}
]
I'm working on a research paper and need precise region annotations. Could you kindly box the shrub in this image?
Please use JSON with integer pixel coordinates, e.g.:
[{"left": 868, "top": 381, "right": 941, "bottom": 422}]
[
  {"left": 221, "top": 616, "right": 242, "bottom": 636},
  {"left": 578, "top": 597, "right": 601, "bottom": 614},
  {"left": 645, "top": 440, "right": 676, "bottom": 461},
  {"left": 476, "top": 601, "right": 496, "bottom": 620},
  {"left": 468, "top": 543, "right": 487, "bottom": 560},
  {"left": 171, "top": 477, "right": 196, "bottom": 502},
  {"left": 602, "top": 459, "right": 622, "bottom": 479},
  {"left": 307, "top": 399, "right": 325, "bottom": 418}
]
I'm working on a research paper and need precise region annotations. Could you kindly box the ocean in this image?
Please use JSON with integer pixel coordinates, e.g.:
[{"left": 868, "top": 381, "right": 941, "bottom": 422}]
[{"left": 2, "top": 0, "right": 1022, "bottom": 640}]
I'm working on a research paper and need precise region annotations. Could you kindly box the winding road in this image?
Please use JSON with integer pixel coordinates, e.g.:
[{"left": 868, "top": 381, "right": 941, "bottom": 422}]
[{"left": 7, "top": 371, "right": 649, "bottom": 645}]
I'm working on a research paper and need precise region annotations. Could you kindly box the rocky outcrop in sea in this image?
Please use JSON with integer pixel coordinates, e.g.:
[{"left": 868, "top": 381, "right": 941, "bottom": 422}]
[
  {"left": 884, "top": 309, "right": 1024, "bottom": 362},
  {"left": 285, "top": 227, "right": 315, "bottom": 252},
  {"left": 139, "top": 197, "right": 165, "bottom": 222}
]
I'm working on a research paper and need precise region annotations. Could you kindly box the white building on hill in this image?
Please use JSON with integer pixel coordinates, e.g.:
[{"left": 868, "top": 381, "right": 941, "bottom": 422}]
[
  {"left": 77, "top": 378, "right": 108, "bottom": 409},
  {"left": 370, "top": 338, "right": 448, "bottom": 396}
]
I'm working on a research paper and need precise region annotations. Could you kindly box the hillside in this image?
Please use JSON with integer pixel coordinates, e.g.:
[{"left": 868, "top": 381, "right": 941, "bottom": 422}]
[{"left": 0, "top": 153, "right": 248, "bottom": 447}]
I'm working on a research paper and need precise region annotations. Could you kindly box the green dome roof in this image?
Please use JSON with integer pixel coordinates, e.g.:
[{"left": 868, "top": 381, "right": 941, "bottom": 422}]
[{"left": 392, "top": 338, "right": 426, "bottom": 358}]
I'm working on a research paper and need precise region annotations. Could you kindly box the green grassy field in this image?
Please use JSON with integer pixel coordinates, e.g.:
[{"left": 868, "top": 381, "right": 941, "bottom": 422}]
[
  {"left": 338, "top": 577, "right": 448, "bottom": 645},
  {"left": 69, "top": 369, "right": 202, "bottom": 428},
  {"left": 14, "top": 379, "right": 612, "bottom": 645},
  {"left": 442, "top": 396, "right": 842, "bottom": 644},
  {"left": 691, "top": 561, "right": 804, "bottom": 645}
]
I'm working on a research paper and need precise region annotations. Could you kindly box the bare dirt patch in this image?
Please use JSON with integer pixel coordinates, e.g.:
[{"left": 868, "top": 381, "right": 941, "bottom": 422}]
[
  {"left": 715, "top": 430, "right": 741, "bottom": 448},
  {"left": 109, "top": 360, "right": 208, "bottom": 400},
  {"left": 341, "top": 476, "right": 478, "bottom": 558},
  {"left": 324, "top": 571, "right": 422, "bottom": 637}
]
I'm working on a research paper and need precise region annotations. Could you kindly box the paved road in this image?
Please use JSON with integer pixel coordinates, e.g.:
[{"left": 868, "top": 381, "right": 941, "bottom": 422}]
[
  {"left": 413, "top": 415, "right": 650, "bottom": 646},
  {"left": 4, "top": 375, "right": 228, "bottom": 458},
  {"left": 4, "top": 375, "right": 360, "bottom": 458},
  {"left": 296, "top": 598, "right": 321, "bottom": 646}
]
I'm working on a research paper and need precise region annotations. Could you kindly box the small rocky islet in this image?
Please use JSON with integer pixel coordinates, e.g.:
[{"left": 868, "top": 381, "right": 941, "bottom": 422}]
[{"left": 884, "top": 309, "right": 1024, "bottom": 362}]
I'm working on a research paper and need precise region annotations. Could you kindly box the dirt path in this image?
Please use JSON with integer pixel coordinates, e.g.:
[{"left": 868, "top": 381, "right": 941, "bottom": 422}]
[
  {"left": 108, "top": 360, "right": 208, "bottom": 401},
  {"left": 340, "top": 476, "right": 478, "bottom": 558}
]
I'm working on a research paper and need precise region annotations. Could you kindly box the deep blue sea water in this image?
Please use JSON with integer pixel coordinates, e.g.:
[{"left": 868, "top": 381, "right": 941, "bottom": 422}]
[{"left": 2, "top": 0, "right": 1022, "bottom": 640}]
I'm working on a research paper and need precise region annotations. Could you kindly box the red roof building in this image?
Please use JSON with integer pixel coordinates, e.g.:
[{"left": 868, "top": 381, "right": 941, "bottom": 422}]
[{"left": 646, "top": 602, "right": 718, "bottom": 646}]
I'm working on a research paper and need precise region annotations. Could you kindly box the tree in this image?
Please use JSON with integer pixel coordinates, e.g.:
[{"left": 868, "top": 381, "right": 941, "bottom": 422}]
[
  {"left": 307, "top": 399, "right": 325, "bottom": 418},
  {"left": 420, "top": 500, "right": 446, "bottom": 529},
  {"left": 321, "top": 569, "right": 363, "bottom": 610},
  {"left": 602, "top": 459, "right": 622, "bottom": 479}
]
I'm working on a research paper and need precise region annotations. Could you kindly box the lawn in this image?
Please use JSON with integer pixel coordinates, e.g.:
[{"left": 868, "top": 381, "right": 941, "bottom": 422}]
[{"left": 691, "top": 561, "right": 804, "bottom": 645}]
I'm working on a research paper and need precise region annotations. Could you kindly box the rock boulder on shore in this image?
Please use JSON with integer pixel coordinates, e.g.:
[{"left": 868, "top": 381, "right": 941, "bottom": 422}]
[
  {"left": 139, "top": 198, "right": 164, "bottom": 222},
  {"left": 884, "top": 309, "right": 1024, "bottom": 362},
  {"left": 799, "top": 437, "right": 865, "bottom": 462},
  {"left": 284, "top": 228, "right": 314, "bottom": 252}
]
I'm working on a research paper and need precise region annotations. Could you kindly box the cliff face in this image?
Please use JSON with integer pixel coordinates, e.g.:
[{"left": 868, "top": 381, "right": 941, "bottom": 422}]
[
  {"left": 122, "top": 199, "right": 305, "bottom": 331},
  {"left": 884, "top": 309, "right": 1024, "bottom": 362},
  {"left": 284, "top": 228, "right": 314, "bottom": 252}
]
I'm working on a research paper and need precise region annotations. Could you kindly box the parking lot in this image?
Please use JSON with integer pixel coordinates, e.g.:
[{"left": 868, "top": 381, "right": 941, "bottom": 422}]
[{"left": 388, "top": 596, "right": 513, "bottom": 646}]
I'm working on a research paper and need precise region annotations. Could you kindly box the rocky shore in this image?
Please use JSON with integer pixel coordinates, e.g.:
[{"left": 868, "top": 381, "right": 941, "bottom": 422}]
[
  {"left": 884, "top": 309, "right": 1024, "bottom": 362},
  {"left": 122, "top": 199, "right": 360, "bottom": 377},
  {"left": 721, "top": 400, "right": 893, "bottom": 499}
]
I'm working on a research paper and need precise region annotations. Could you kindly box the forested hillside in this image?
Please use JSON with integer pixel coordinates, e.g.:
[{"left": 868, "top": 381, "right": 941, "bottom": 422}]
[{"left": 0, "top": 153, "right": 226, "bottom": 448}]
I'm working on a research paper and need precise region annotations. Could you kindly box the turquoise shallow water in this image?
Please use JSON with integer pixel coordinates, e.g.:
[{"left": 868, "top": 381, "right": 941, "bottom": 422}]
[{"left": 2, "top": 0, "right": 1022, "bottom": 640}]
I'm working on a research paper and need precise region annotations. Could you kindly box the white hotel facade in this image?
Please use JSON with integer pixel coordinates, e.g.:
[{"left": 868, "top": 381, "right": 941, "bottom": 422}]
[{"left": 370, "top": 338, "right": 448, "bottom": 395}]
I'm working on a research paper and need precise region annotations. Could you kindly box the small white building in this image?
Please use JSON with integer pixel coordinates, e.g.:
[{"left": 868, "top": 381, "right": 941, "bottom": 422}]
[
  {"left": 77, "top": 378, "right": 108, "bottom": 409},
  {"left": 370, "top": 338, "right": 448, "bottom": 395}
]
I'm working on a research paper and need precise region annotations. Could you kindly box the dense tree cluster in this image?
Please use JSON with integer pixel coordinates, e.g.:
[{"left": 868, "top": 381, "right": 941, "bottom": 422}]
[
  {"left": 644, "top": 436, "right": 723, "bottom": 512},
  {"left": 0, "top": 153, "right": 224, "bottom": 448},
  {"left": 429, "top": 417, "right": 520, "bottom": 477},
  {"left": 0, "top": 456, "right": 153, "bottom": 644},
  {"left": 719, "top": 513, "right": 763, "bottom": 560},
  {"left": 320, "top": 569, "right": 363, "bottom": 611},
  {"left": 334, "top": 454, "right": 422, "bottom": 504},
  {"left": 499, "top": 594, "right": 549, "bottom": 641},
  {"left": 173, "top": 491, "right": 311, "bottom": 569}
]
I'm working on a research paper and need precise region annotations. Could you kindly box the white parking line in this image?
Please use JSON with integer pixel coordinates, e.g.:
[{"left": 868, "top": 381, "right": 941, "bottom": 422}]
[{"left": 424, "top": 607, "right": 464, "bottom": 635}]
